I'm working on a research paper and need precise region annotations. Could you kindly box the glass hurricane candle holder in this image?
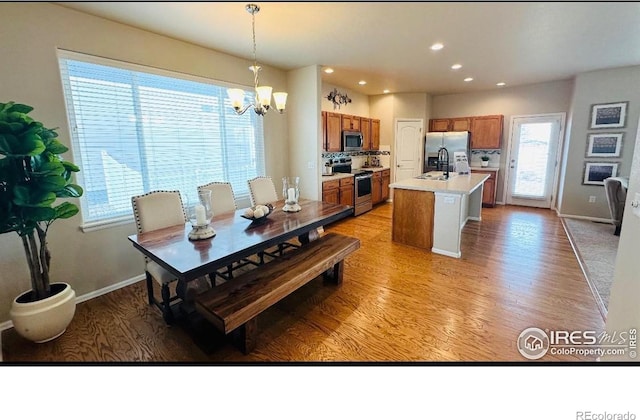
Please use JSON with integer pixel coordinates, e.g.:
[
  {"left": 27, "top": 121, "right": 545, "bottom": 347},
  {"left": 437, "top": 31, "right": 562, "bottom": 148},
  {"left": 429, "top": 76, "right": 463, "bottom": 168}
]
[
  {"left": 188, "top": 189, "right": 216, "bottom": 240},
  {"left": 282, "top": 176, "right": 301, "bottom": 212}
]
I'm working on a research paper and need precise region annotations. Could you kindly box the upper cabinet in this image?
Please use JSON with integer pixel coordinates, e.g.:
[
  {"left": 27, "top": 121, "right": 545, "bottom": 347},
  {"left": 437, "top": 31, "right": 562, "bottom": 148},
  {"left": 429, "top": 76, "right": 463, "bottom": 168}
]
[
  {"left": 342, "top": 114, "right": 360, "bottom": 131},
  {"left": 322, "top": 112, "right": 381, "bottom": 151},
  {"left": 371, "top": 119, "right": 380, "bottom": 150},
  {"left": 429, "top": 117, "right": 471, "bottom": 132},
  {"left": 429, "top": 114, "right": 503, "bottom": 149},
  {"left": 322, "top": 111, "right": 342, "bottom": 152},
  {"left": 470, "top": 115, "right": 503, "bottom": 149}
]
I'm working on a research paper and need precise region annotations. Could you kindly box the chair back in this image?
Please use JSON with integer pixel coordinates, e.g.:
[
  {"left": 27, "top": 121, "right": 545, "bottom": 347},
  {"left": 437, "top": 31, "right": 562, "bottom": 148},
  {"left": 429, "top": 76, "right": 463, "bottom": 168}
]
[
  {"left": 248, "top": 176, "right": 278, "bottom": 206},
  {"left": 604, "top": 177, "right": 628, "bottom": 225},
  {"left": 198, "top": 182, "right": 237, "bottom": 215},
  {"left": 131, "top": 190, "right": 187, "bottom": 234}
]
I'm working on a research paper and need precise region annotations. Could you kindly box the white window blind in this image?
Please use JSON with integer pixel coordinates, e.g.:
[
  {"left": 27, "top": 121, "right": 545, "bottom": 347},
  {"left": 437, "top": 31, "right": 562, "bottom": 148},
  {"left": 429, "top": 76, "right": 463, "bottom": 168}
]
[{"left": 57, "top": 50, "right": 265, "bottom": 225}]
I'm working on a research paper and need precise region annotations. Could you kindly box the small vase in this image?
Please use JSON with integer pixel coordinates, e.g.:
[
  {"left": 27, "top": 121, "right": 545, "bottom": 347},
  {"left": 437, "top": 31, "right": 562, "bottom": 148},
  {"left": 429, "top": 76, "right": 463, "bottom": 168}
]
[{"left": 481, "top": 160, "right": 489, "bottom": 167}]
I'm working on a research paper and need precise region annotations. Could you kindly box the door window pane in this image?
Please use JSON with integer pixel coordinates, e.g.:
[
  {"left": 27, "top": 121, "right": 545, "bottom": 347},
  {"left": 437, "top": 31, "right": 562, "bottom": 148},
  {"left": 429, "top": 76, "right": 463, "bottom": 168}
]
[{"left": 513, "top": 123, "right": 552, "bottom": 198}]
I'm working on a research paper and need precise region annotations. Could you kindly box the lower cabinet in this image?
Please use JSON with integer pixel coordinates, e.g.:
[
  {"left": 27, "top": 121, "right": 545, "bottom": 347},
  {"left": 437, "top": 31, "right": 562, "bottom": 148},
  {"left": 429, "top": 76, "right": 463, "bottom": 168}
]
[
  {"left": 372, "top": 169, "right": 391, "bottom": 205},
  {"left": 473, "top": 169, "right": 498, "bottom": 207},
  {"left": 322, "top": 177, "right": 354, "bottom": 207}
]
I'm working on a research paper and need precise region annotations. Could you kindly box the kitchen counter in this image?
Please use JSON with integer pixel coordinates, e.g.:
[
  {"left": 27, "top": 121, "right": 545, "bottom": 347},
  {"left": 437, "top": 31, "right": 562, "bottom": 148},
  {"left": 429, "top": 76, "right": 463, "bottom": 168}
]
[
  {"left": 390, "top": 171, "right": 489, "bottom": 258},
  {"left": 470, "top": 166, "right": 500, "bottom": 172},
  {"left": 321, "top": 172, "right": 354, "bottom": 182},
  {"left": 389, "top": 172, "right": 489, "bottom": 194},
  {"left": 360, "top": 166, "right": 390, "bottom": 173}
]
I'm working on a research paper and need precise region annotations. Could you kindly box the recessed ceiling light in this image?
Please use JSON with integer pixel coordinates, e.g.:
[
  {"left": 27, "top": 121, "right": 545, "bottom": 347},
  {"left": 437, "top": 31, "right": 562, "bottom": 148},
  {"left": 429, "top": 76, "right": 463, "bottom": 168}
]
[
  {"left": 324, "top": 67, "right": 334, "bottom": 74},
  {"left": 383, "top": 89, "right": 390, "bottom": 94},
  {"left": 464, "top": 77, "right": 474, "bottom": 82},
  {"left": 496, "top": 82, "right": 506, "bottom": 86},
  {"left": 358, "top": 80, "right": 367, "bottom": 85},
  {"left": 430, "top": 43, "right": 444, "bottom": 51},
  {"left": 451, "top": 64, "right": 462, "bottom": 70}
]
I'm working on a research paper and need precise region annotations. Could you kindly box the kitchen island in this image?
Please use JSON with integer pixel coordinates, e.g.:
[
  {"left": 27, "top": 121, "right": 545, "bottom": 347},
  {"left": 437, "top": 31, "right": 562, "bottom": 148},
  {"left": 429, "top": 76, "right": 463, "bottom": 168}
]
[{"left": 389, "top": 172, "right": 490, "bottom": 258}]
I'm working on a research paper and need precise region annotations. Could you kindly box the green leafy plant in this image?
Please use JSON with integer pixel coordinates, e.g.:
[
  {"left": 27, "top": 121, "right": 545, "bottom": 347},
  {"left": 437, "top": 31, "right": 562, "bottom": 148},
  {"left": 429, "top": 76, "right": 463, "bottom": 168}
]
[
  {"left": 480, "top": 155, "right": 490, "bottom": 161},
  {"left": 0, "top": 102, "right": 83, "bottom": 301}
]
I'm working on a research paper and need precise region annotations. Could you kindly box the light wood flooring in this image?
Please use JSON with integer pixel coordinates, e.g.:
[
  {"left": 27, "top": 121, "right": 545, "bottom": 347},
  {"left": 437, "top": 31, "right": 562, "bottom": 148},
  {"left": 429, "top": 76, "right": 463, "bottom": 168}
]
[{"left": 1, "top": 203, "right": 605, "bottom": 362}]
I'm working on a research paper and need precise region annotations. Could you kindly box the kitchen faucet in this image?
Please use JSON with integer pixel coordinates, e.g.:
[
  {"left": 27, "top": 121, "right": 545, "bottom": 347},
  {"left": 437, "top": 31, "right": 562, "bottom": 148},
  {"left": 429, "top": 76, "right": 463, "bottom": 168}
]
[{"left": 437, "top": 146, "right": 449, "bottom": 179}]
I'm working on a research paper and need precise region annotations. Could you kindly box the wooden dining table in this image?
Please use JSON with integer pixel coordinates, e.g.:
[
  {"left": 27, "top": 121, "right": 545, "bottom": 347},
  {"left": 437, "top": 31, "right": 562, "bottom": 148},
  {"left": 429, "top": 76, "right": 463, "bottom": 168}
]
[{"left": 128, "top": 199, "right": 353, "bottom": 305}]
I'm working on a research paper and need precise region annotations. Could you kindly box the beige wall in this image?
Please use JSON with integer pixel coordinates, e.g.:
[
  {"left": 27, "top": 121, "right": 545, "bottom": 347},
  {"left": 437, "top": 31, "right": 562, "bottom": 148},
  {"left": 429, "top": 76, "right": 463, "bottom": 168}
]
[
  {"left": 431, "top": 80, "right": 574, "bottom": 202},
  {"left": 0, "top": 3, "right": 289, "bottom": 323},
  {"left": 288, "top": 66, "right": 322, "bottom": 200},
  {"left": 557, "top": 66, "right": 640, "bottom": 218},
  {"left": 321, "top": 82, "right": 369, "bottom": 116}
]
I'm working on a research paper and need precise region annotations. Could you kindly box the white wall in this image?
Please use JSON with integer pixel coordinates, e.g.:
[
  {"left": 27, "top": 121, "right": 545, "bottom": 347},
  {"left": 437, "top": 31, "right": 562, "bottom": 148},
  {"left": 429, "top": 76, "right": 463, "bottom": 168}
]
[
  {"left": 557, "top": 66, "right": 640, "bottom": 219},
  {"left": 288, "top": 66, "right": 322, "bottom": 200},
  {"left": 0, "top": 3, "right": 290, "bottom": 323},
  {"left": 321, "top": 82, "right": 369, "bottom": 116},
  {"left": 602, "top": 115, "right": 640, "bottom": 361}
]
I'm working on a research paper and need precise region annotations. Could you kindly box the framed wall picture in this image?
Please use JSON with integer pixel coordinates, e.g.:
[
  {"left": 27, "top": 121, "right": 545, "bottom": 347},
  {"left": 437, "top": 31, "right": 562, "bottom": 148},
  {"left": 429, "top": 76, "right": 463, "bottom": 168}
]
[
  {"left": 583, "top": 162, "right": 618, "bottom": 185},
  {"left": 590, "top": 101, "right": 628, "bottom": 129},
  {"left": 586, "top": 132, "right": 623, "bottom": 157}
]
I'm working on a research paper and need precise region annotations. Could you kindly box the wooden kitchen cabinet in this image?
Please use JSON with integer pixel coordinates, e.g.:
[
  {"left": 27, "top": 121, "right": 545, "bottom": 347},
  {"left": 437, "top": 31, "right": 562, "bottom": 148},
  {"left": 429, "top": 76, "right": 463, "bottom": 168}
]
[
  {"left": 342, "top": 114, "right": 360, "bottom": 131},
  {"left": 322, "top": 177, "right": 354, "bottom": 208},
  {"left": 451, "top": 117, "right": 471, "bottom": 131},
  {"left": 470, "top": 115, "right": 503, "bottom": 149},
  {"left": 339, "top": 177, "right": 354, "bottom": 207},
  {"left": 381, "top": 169, "right": 390, "bottom": 201},
  {"left": 372, "top": 171, "right": 382, "bottom": 204},
  {"left": 371, "top": 169, "right": 391, "bottom": 205},
  {"left": 371, "top": 119, "right": 380, "bottom": 150},
  {"left": 323, "top": 111, "right": 342, "bottom": 152},
  {"left": 360, "top": 117, "right": 371, "bottom": 151},
  {"left": 473, "top": 169, "right": 498, "bottom": 207},
  {"left": 429, "top": 119, "right": 451, "bottom": 132}
]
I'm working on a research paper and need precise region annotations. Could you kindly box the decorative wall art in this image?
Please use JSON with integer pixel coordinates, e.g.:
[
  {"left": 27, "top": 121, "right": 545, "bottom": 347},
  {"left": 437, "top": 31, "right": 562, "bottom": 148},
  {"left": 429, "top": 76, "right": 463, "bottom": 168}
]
[
  {"left": 583, "top": 162, "right": 618, "bottom": 185},
  {"left": 586, "top": 132, "right": 623, "bottom": 158},
  {"left": 589, "top": 101, "right": 628, "bottom": 129},
  {"left": 326, "top": 88, "right": 351, "bottom": 110}
]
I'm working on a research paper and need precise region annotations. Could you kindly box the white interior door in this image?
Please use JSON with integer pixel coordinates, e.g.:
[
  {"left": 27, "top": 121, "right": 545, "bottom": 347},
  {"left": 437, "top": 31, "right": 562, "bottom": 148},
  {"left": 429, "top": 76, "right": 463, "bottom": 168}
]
[
  {"left": 505, "top": 114, "right": 565, "bottom": 208},
  {"left": 394, "top": 119, "right": 423, "bottom": 182}
]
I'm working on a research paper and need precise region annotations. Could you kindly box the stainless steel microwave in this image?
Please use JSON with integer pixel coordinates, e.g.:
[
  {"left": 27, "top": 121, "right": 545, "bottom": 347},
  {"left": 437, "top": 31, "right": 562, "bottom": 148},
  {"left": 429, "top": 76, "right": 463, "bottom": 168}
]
[{"left": 342, "top": 130, "right": 364, "bottom": 151}]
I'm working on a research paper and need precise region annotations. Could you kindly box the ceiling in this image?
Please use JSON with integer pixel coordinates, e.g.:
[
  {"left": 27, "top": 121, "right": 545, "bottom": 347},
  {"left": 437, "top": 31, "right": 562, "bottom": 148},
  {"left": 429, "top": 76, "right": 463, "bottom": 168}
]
[{"left": 57, "top": 2, "right": 640, "bottom": 96}]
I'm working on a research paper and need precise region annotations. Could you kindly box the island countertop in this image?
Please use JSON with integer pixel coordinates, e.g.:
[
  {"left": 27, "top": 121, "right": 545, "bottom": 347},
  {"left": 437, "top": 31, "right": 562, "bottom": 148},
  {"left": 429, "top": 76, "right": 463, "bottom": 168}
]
[{"left": 389, "top": 172, "right": 490, "bottom": 194}]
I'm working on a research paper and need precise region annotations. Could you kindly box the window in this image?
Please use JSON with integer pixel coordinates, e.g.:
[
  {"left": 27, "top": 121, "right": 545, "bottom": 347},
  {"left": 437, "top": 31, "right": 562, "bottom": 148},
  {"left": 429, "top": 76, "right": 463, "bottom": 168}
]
[{"left": 57, "top": 50, "right": 265, "bottom": 227}]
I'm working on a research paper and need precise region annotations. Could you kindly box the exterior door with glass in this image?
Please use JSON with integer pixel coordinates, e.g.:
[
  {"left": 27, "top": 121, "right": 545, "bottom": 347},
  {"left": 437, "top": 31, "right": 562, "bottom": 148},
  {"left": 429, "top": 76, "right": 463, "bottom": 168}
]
[{"left": 505, "top": 114, "right": 565, "bottom": 208}]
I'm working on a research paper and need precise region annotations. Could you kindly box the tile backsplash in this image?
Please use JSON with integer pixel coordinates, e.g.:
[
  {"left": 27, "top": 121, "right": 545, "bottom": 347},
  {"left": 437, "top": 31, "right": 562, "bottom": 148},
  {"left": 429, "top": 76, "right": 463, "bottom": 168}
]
[{"left": 470, "top": 149, "right": 501, "bottom": 167}]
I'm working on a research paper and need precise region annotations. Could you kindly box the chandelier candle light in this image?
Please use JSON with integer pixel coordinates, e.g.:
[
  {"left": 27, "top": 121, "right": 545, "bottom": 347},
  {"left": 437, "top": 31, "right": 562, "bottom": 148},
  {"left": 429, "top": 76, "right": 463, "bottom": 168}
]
[{"left": 227, "top": 4, "right": 287, "bottom": 116}]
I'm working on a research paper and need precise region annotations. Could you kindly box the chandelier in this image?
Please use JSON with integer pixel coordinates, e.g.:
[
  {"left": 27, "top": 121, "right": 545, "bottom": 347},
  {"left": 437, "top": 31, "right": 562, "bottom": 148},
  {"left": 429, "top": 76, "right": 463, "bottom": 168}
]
[{"left": 227, "top": 4, "right": 287, "bottom": 116}]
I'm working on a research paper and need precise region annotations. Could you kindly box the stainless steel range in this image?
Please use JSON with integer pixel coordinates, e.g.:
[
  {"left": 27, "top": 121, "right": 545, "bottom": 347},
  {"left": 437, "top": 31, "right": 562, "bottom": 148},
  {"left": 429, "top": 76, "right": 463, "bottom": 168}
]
[{"left": 329, "top": 158, "right": 373, "bottom": 216}]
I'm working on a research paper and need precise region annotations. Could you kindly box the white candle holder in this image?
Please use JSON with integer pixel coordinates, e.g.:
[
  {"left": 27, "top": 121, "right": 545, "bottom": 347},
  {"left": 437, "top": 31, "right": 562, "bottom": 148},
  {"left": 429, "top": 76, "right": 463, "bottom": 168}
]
[
  {"left": 188, "top": 189, "right": 216, "bottom": 240},
  {"left": 282, "top": 176, "right": 301, "bottom": 212}
]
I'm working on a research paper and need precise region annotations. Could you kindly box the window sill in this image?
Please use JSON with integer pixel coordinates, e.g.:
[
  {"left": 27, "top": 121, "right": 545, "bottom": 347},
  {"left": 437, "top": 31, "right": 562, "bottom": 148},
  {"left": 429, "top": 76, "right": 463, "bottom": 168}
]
[{"left": 80, "top": 215, "right": 135, "bottom": 233}]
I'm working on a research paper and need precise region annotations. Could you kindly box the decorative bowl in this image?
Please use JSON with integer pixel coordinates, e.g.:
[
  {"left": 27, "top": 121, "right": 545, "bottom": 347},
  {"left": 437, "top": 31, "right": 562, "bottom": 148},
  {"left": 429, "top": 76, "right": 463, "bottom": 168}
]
[{"left": 240, "top": 203, "right": 274, "bottom": 223}]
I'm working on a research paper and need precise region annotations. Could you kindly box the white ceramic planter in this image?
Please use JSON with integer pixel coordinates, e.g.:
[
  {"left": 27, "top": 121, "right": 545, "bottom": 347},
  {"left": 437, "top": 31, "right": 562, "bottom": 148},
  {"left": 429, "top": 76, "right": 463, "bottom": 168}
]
[
  {"left": 481, "top": 161, "right": 489, "bottom": 167},
  {"left": 10, "top": 282, "right": 76, "bottom": 343}
]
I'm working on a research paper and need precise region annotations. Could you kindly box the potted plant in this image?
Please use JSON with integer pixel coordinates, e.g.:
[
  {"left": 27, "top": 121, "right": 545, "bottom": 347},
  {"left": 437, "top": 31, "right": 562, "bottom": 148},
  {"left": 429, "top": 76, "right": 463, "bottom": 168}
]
[
  {"left": 480, "top": 155, "right": 490, "bottom": 167},
  {"left": 0, "top": 101, "right": 83, "bottom": 342}
]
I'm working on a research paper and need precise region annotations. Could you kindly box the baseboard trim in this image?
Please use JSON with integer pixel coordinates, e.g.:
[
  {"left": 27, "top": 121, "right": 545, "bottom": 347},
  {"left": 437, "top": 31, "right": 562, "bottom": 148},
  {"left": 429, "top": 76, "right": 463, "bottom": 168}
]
[
  {"left": 0, "top": 274, "right": 145, "bottom": 334},
  {"left": 557, "top": 213, "right": 613, "bottom": 224}
]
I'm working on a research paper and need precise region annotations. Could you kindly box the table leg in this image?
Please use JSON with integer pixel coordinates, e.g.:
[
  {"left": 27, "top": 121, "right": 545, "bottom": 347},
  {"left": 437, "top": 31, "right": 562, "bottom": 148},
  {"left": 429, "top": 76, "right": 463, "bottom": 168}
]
[{"left": 299, "top": 227, "right": 320, "bottom": 245}]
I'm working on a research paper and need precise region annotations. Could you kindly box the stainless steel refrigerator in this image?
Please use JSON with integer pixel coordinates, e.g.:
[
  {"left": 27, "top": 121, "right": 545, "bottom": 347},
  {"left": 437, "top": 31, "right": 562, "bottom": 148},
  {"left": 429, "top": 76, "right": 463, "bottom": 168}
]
[{"left": 424, "top": 131, "right": 471, "bottom": 172}]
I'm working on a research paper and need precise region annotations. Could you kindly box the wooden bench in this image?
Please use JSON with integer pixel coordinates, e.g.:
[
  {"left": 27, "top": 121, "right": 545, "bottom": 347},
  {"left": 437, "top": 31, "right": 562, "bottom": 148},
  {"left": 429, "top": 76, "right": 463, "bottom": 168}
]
[{"left": 194, "top": 232, "right": 360, "bottom": 354}]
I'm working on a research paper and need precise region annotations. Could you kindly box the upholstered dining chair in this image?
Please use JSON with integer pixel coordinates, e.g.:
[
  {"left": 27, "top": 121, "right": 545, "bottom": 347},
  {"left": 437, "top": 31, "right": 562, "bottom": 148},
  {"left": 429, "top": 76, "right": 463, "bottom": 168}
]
[
  {"left": 604, "top": 176, "right": 629, "bottom": 236},
  {"left": 247, "top": 176, "right": 299, "bottom": 261},
  {"left": 131, "top": 190, "right": 186, "bottom": 323},
  {"left": 247, "top": 176, "right": 278, "bottom": 207},
  {"left": 198, "top": 181, "right": 259, "bottom": 280}
]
